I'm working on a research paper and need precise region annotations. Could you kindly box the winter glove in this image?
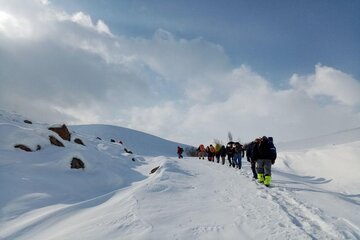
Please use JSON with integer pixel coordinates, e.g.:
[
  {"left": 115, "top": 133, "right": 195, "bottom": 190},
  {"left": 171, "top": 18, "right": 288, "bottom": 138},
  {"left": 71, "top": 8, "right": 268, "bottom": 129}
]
[{"left": 271, "top": 159, "right": 275, "bottom": 165}]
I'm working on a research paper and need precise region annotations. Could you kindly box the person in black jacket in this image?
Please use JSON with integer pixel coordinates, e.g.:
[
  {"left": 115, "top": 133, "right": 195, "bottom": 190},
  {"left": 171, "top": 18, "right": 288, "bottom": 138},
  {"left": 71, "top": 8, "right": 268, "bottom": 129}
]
[
  {"left": 246, "top": 140, "right": 258, "bottom": 179},
  {"left": 226, "top": 142, "right": 235, "bottom": 167},
  {"left": 219, "top": 145, "right": 227, "bottom": 165},
  {"left": 177, "top": 146, "right": 184, "bottom": 159},
  {"left": 252, "top": 136, "right": 276, "bottom": 187}
]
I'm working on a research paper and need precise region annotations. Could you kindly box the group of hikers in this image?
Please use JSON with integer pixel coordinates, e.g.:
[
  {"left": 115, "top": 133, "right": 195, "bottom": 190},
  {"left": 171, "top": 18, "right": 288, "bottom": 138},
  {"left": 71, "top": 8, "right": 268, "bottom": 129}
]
[{"left": 193, "top": 136, "right": 277, "bottom": 187}]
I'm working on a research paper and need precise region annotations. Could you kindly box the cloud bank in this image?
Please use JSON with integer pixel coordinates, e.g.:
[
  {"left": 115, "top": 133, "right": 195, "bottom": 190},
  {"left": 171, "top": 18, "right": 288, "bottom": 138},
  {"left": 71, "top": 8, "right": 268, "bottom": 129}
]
[{"left": 1, "top": 0, "right": 359, "bottom": 145}]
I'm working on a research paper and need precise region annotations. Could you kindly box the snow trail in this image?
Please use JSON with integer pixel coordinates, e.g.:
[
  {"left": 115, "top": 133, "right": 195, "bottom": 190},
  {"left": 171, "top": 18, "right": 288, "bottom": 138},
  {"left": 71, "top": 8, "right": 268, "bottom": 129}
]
[{"left": 129, "top": 157, "right": 358, "bottom": 239}]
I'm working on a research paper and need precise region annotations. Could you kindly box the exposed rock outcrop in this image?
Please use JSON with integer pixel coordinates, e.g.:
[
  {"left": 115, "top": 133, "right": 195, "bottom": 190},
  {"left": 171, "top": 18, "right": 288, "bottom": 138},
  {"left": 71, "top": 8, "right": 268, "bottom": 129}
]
[
  {"left": 71, "top": 157, "right": 85, "bottom": 169},
  {"left": 124, "top": 148, "right": 133, "bottom": 154},
  {"left": 74, "top": 138, "right": 85, "bottom": 146},
  {"left": 48, "top": 124, "right": 71, "bottom": 141},
  {"left": 49, "top": 135, "right": 65, "bottom": 147},
  {"left": 24, "top": 120, "right": 32, "bottom": 124},
  {"left": 14, "top": 144, "right": 32, "bottom": 152},
  {"left": 150, "top": 166, "right": 160, "bottom": 174}
]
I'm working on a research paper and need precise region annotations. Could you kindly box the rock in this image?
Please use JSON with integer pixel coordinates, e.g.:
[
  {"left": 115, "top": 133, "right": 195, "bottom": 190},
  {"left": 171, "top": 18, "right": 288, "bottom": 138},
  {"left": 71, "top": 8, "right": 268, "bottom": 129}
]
[
  {"left": 48, "top": 124, "right": 71, "bottom": 141},
  {"left": 74, "top": 138, "right": 85, "bottom": 146},
  {"left": 96, "top": 137, "right": 102, "bottom": 140},
  {"left": 150, "top": 166, "right": 160, "bottom": 174},
  {"left": 110, "top": 139, "right": 115, "bottom": 143},
  {"left": 14, "top": 144, "right": 32, "bottom": 152},
  {"left": 124, "top": 148, "right": 133, "bottom": 154},
  {"left": 36, "top": 145, "right": 41, "bottom": 151},
  {"left": 132, "top": 158, "right": 136, "bottom": 162},
  {"left": 49, "top": 135, "right": 65, "bottom": 147},
  {"left": 71, "top": 157, "right": 85, "bottom": 169},
  {"left": 24, "top": 120, "right": 32, "bottom": 124}
]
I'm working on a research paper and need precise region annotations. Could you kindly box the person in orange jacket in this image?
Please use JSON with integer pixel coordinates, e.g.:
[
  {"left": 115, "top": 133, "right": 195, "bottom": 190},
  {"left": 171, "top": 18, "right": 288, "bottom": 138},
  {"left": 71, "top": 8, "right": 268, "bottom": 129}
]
[{"left": 209, "top": 144, "right": 216, "bottom": 162}]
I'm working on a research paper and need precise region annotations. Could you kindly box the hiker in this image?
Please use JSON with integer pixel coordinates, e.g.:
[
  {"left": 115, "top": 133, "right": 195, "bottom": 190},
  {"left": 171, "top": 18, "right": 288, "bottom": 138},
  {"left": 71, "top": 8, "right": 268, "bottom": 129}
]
[
  {"left": 253, "top": 136, "right": 277, "bottom": 187},
  {"left": 197, "top": 144, "right": 206, "bottom": 160},
  {"left": 233, "top": 142, "right": 244, "bottom": 169},
  {"left": 226, "top": 142, "right": 235, "bottom": 167},
  {"left": 246, "top": 140, "right": 258, "bottom": 179},
  {"left": 219, "top": 145, "right": 227, "bottom": 165},
  {"left": 215, "top": 143, "right": 221, "bottom": 163},
  {"left": 206, "top": 146, "right": 211, "bottom": 161},
  {"left": 177, "top": 146, "right": 184, "bottom": 159},
  {"left": 209, "top": 144, "right": 216, "bottom": 162}
]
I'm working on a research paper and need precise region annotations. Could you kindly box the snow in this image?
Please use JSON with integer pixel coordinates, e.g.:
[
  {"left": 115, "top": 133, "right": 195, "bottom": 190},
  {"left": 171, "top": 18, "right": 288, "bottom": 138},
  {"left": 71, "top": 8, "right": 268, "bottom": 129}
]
[{"left": 1, "top": 109, "right": 360, "bottom": 239}]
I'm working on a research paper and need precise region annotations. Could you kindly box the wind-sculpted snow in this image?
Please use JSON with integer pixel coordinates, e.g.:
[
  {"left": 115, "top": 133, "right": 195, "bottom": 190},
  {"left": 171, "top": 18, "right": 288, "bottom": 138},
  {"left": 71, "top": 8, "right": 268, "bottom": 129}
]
[
  {"left": 1, "top": 110, "right": 360, "bottom": 239},
  {"left": 72, "top": 124, "right": 191, "bottom": 157}
]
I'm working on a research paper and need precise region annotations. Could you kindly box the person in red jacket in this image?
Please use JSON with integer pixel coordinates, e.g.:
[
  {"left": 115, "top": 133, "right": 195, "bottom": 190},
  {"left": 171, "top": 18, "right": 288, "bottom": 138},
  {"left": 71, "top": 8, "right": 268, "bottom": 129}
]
[{"left": 197, "top": 144, "right": 206, "bottom": 160}]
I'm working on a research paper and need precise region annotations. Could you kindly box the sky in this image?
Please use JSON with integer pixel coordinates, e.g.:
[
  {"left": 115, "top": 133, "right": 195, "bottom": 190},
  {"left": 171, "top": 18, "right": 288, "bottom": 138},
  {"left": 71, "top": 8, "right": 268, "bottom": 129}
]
[{"left": 0, "top": 0, "right": 360, "bottom": 145}]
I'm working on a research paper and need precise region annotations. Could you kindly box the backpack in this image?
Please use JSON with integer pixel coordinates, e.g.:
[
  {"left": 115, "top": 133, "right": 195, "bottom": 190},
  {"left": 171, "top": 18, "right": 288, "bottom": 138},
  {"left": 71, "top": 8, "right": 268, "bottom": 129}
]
[
  {"left": 268, "top": 141, "right": 277, "bottom": 163},
  {"left": 259, "top": 139, "right": 277, "bottom": 163}
]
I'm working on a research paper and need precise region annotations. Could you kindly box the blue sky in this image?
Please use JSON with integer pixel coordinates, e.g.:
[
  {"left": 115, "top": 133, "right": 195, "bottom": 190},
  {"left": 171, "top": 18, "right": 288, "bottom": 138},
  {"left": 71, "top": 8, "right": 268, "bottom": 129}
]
[
  {"left": 1, "top": 0, "right": 360, "bottom": 145},
  {"left": 54, "top": 0, "right": 360, "bottom": 84}
]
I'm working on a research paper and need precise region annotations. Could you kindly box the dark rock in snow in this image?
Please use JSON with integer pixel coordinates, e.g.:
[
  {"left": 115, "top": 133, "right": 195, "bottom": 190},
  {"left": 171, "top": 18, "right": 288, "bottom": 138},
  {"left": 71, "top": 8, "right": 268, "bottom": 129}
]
[
  {"left": 14, "top": 144, "right": 32, "bottom": 152},
  {"left": 124, "top": 148, "right": 133, "bottom": 154},
  {"left": 24, "top": 120, "right": 32, "bottom": 124},
  {"left": 48, "top": 124, "right": 71, "bottom": 141},
  {"left": 71, "top": 157, "right": 85, "bottom": 169},
  {"left": 150, "top": 166, "right": 160, "bottom": 174},
  {"left": 49, "top": 135, "right": 65, "bottom": 147},
  {"left": 74, "top": 138, "right": 85, "bottom": 146}
]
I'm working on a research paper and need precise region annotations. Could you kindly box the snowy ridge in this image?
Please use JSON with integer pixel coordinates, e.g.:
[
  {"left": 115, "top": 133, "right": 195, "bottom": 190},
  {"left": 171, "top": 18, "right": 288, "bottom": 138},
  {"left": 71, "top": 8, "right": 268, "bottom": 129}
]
[
  {"left": 277, "top": 127, "right": 360, "bottom": 151},
  {"left": 71, "top": 124, "right": 191, "bottom": 157},
  {"left": 1, "top": 110, "right": 360, "bottom": 239}
]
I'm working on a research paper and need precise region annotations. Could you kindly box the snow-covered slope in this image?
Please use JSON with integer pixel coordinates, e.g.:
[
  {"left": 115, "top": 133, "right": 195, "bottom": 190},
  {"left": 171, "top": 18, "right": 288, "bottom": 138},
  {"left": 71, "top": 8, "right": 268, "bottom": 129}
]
[
  {"left": 71, "top": 124, "right": 190, "bottom": 157},
  {"left": 277, "top": 127, "right": 360, "bottom": 151},
  {"left": 1, "top": 110, "right": 360, "bottom": 239}
]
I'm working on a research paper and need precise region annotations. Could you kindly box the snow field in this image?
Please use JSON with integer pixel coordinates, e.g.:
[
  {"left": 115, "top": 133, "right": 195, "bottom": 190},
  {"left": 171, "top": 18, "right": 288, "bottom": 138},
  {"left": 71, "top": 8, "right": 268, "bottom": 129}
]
[{"left": 1, "top": 110, "right": 360, "bottom": 239}]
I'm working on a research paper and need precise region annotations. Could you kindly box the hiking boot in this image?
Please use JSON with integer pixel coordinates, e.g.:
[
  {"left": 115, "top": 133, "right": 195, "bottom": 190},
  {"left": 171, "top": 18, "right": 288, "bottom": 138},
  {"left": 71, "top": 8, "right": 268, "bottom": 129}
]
[
  {"left": 264, "top": 175, "right": 272, "bottom": 187},
  {"left": 258, "top": 173, "right": 264, "bottom": 183}
]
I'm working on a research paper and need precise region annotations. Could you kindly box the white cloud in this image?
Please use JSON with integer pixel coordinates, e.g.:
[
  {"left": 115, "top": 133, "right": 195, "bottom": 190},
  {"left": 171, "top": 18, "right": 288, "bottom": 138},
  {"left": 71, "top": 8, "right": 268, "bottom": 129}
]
[
  {"left": 0, "top": 11, "right": 33, "bottom": 39},
  {"left": 0, "top": 0, "right": 359, "bottom": 146},
  {"left": 290, "top": 64, "right": 360, "bottom": 106},
  {"left": 65, "top": 12, "right": 113, "bottom": 36}
]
